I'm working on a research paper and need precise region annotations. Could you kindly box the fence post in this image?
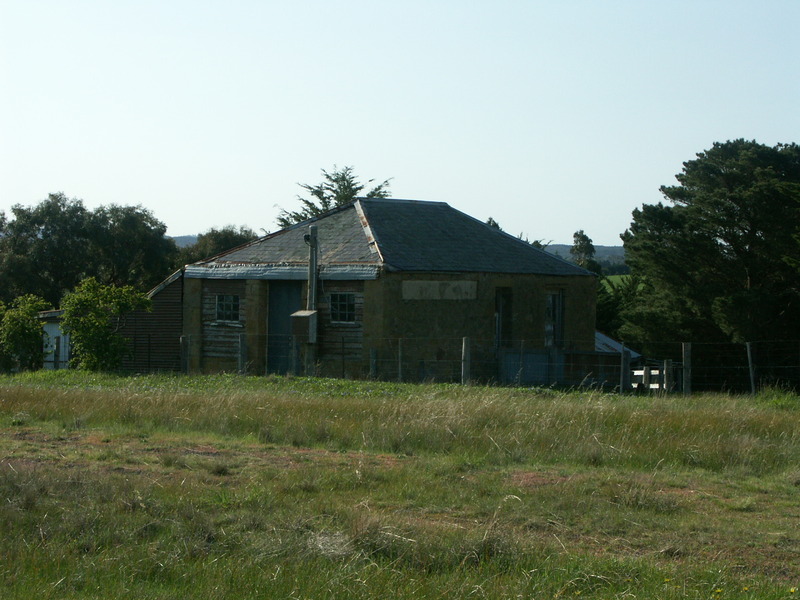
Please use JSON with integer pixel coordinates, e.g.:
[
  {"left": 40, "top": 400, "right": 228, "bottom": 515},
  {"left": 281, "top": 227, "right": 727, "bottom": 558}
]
[
  {"left": 54, "top": 337, "right": 61, "bottom": 370},
  {"left": 369, "top": 349, "right": 377, "bottom": 379},
  {"left": 682, "top": 342, "right": 692, "bottom": 396},
  {"left": 341, "top": 336, "right": 346, "bottom": 379},
  {"left": 619, "top": 345, "right": 631, "bottom": 393},
  {"left": 746, "top": 342, "right": 756, "bottom": 395},
  {"left": 663, "top": 359, "right": 673, "bottom": 392},
  {"left": 643, "top": 366, "right": 651, "bottom": 390},
  {"left": 180, "top": 335, "right": 187, "bottom": 373},
  {"left": 291, "top": 335, "right": 298, "bottom": 376},
  {"left": 461, "top": 337, "right": 471, "bottom": 385},
  {"left": 398, "top": 338, "right": 403, "bottom": 382},
  {"left": 238, "top": 333, "right": 248, "bottom": 374}
]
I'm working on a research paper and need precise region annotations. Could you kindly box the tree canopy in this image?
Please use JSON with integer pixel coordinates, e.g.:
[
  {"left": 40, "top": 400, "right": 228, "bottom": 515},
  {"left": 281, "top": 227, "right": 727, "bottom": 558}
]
[
  {"left": 92, "top": 204, "right": 177, "bottom": 289},
  {"left": 277, "top": 166, "right": 391, "bottom": 228},
  {"left": 621, "top": 139, "right": 800, "bottom": 344},
  {"left": 485, "top": 216, "right": 548, "bottom": 249},
  {"left": 0, "top": 193, "right": 95, "bottom": 305},
  {"left": 570, "top": 230, "right": 602, "bottom": 274},
  {"left": 178, "top": 225, "right": 259, "bottom": 265},
  {"left": 0, "top": 194, "right": 177, "bottom": 305}
]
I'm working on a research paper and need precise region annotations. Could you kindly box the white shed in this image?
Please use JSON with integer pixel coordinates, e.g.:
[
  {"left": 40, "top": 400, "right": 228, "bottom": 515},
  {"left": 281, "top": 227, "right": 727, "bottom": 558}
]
[{"left": 40, "top": 310, "right": 70, "bottom": 369}]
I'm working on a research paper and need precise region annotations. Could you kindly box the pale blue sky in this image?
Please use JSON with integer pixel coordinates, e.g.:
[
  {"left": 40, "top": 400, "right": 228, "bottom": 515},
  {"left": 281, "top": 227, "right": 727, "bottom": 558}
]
[{"left": 2, "top": 1, "right": 798, "bottom": 245}]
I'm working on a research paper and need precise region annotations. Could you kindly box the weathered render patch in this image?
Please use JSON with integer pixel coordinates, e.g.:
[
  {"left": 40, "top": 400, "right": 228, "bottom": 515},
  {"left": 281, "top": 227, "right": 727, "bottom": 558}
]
[{"left": 401, "top": 280, "right": 478, "bottom": 300}]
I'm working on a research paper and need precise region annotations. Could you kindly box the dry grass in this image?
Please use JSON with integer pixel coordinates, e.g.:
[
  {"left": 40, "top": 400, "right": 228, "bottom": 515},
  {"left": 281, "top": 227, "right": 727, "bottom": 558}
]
[{"left": 0, "top": 371, "right": 798, "bottom": 598}]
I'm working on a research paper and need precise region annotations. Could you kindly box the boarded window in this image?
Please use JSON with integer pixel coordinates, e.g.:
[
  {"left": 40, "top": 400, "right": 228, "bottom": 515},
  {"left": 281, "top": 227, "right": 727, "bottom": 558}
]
[
  {"left": 330, "top": 292, "right": 356, "bottom": 323},
  {"left": 216, "top": 294, "right": 240, "bottom": 322}
]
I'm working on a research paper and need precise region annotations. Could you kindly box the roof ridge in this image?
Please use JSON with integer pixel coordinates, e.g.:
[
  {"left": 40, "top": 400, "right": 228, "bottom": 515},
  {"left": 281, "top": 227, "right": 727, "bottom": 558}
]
[
  {"left": 353, "top": 200, "right": 385, "bottom": 264},
  {"left": 355, "top": 197, "right": 449, "bottom": 206}
]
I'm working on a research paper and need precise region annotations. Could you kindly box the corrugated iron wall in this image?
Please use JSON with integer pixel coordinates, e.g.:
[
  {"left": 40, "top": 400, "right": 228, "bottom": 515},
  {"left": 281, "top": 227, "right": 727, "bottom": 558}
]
[{"left": 120, "top": 276, "right": 184, "bottom": 372}]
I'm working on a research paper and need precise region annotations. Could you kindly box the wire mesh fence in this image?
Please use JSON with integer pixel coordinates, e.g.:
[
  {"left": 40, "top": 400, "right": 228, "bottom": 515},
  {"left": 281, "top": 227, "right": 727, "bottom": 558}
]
[
  {"left": 56, "top": 331, "right": 800, "bottom": 394},
  {"left": 167, "top": 332, "right": 797, "bottom": 392},
  {"left": 628, "top": 340, "right": 800, "bottom": 393}
]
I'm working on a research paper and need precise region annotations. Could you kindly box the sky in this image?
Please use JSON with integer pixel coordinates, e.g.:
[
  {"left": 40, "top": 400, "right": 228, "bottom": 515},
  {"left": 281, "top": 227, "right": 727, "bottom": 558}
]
[{"left": 1, "top": 1, "right": 798, "bottom": 246}]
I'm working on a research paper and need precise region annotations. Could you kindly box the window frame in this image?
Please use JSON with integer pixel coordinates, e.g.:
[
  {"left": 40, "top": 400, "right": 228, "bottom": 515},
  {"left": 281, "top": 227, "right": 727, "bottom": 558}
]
[
  {"left": 329, "top": 292, "right": 356, "bottom": 324},
  {"left": 215, "top": 294, "right": 240, "bottom": 323}
]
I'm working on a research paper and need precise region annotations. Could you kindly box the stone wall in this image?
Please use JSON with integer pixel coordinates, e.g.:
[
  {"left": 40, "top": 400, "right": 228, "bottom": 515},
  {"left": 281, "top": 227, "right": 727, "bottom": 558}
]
[{"left": 184, "top": 270, "right": 596, "bottom": 382}]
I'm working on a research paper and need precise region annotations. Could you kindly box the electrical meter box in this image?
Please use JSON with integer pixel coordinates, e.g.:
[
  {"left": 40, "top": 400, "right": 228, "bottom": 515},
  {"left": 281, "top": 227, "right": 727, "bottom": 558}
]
[{"left": 290, "top": 310, "right": 318, "bottom": 344}]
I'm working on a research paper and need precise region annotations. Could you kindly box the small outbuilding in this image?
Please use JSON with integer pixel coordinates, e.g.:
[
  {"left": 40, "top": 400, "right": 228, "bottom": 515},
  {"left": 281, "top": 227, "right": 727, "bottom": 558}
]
[{"left": 41, "top": 309, "right": 70, "bottom": 370}]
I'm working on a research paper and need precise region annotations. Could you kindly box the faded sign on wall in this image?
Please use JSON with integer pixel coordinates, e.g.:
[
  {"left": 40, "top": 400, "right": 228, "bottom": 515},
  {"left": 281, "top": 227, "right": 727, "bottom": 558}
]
[{"left": 401, "top": 280, "right": 478, "bottom": 300}]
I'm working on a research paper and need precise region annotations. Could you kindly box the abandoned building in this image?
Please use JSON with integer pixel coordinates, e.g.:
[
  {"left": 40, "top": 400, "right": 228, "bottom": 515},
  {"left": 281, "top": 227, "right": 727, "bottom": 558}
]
[{"left": 175, "top": 198, "right": 598, "bottom": 384}]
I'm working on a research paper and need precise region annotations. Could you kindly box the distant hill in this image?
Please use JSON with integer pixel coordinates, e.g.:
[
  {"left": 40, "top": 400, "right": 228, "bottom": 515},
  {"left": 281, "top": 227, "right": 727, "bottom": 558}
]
[
  {"left": 545, "top": 244, "right": 626, "bottom": 264},
  {"left": 170, "top": 235, "right": 197, "bottom": 248},
  {"left": 544, "top": 244, "right": 628, "bottom": 274}
]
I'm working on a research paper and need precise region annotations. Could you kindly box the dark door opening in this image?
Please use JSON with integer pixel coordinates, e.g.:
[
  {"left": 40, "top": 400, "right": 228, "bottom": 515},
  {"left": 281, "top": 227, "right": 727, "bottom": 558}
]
[{"left": 267, "top": 281, "right": 303, "bottom": 374}]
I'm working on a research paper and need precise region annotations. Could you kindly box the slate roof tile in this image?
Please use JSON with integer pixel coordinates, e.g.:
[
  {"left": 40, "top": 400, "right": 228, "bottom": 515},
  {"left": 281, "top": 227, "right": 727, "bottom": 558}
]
[{"left": 194, "top": 198, "right": 591, "bottom": 277}]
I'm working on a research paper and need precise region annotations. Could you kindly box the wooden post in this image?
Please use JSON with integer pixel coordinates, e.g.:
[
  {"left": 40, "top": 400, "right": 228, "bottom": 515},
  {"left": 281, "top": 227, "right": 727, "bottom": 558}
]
[
  {"left": 619, "top": 345, "right": 631, "bottom": 393},
  {"left": 643, "top": 366, "right": 651, "bottom": 390},
  {"left": 746, "top": 342, "right": 756, "bottom": 395},
  {"left": 682, "top": 342, "right": 692, "bottom": 396},
  {"left": 461, "top": 337, "right": 471, "bottom": 385},
  {"left": 180, "top": 335, "right": 187, "bottom": 373},
  {"left": 238, "top": 333, "right": 248, "bottom": 374},
  {"left": 369, "top": 349, "right": 377, "bottom": 379},
  {"left": 397, "top": 338, "right": 403, "bottom": 382},
  {"left": 54, "top": 337, "right": 61, "bottom": 370},
  {"left": 663, "top": 359, "right": 673, "bottom": 392},
  {"left": 341, "top": 336, "right": 346, "bottom": 379}
]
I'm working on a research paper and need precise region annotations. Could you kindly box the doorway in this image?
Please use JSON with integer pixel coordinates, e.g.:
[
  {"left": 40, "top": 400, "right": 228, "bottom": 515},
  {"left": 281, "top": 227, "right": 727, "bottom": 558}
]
[{"left": 267, "top": 281, "right": 303, "bottom": 374}]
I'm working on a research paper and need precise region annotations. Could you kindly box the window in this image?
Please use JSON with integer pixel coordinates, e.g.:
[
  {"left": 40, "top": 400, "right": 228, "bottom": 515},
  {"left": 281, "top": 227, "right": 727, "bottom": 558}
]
[
  {"left": 216, "top": 294, "right": 240, "bottom": 322},
  {"left": 544, "top": 291, "right": 564, "bottom": 347},
  {"left": 330, "top": 292, "right": 356, "bottom": 323}
]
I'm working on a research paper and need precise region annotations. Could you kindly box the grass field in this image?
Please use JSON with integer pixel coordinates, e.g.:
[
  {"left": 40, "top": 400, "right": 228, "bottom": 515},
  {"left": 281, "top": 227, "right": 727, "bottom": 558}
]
[{"left": 1, "top": 371, "right": 799, "bottom": 599}]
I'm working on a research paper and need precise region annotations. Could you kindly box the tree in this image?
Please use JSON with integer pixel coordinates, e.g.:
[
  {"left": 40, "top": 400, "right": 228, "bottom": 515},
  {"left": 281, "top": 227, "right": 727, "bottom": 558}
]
[
  {"left": 0, "top": 301, "right": 8, "bottom": 371},
  {"left": 570, "top": 230, "right": 602, "bottom": 274},
  {"left": 92, "top": 204, "right": 178, "bottom": 290},
  {"left": 0, "top": 294, "right": 51, "bottom": 371},
  {"left": 485, "top": 216, "right": 548, "bottom": 248},
  {"left": 277, "top": 166, "right": 391, "bottom": 228},
  {"left": 178, "top": 225, "right": 259, "bottom": 265},
  {"left": 595, "top": 274, "right": 641, "bottom": 339},
  {"left": 0, "top": 194, "right": 177, "bottom": 304},
  {"left": 61, "top": 278, "right": 151, "bottom": 371},
  {"left": 0, "top": 193, "right": 95, "bottom": 305},
  {"left": 621, "top": 139, "right": 800, "bottom": 344}
]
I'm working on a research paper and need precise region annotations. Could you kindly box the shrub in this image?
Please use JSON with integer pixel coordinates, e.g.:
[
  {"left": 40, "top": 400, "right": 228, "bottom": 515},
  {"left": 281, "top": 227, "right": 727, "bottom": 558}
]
[
  {"left": 0, "top": 294, "right": 51, "bottom": 371},
  {"left": 61, "top": 278, "right": 150, "bottom": 371}
]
